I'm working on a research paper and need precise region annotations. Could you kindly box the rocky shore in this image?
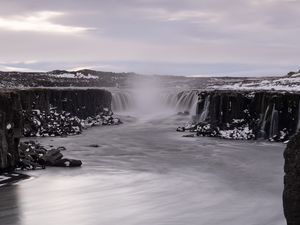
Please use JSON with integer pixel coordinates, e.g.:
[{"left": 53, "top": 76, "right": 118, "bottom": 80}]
[
  {"left": 0, "top": 88, "right": 121, "bottom": 176},
  {"left": 18, "top": 141, "right": 82, "bottom": 170}
]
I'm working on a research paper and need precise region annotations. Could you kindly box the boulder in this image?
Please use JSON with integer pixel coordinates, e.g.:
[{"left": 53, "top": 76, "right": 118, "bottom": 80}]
[
  {"left": 176, "top": 127, "right": 186, "bottom": 132},
  {"left": 40, "top": 149, "right": 63, "bottom": 166},
  {"left": 52, "top": 159, "right": 82, "bottom": 167}
]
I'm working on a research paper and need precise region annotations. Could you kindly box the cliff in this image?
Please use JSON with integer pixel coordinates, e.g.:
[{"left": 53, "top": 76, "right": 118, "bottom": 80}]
[
  {"left": 0, "top": 91, "right": 22, "bottom": 171},
  {"left": 0, "top": 88, "right": 112, "bottom": 171},
  {"left": 19, "top": 88, "right": 112, "bottom": 119},
  {"left": 193, "top": 90, "right": 300, "bottom": 140},
  {"left": 283, "top": 131, "right": 300, "bottom": 225}
]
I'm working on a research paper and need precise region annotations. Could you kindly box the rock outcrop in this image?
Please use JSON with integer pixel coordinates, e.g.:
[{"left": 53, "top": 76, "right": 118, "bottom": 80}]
[
  {"left": 19, "top": 141, "right": 82, "bottom": 169},
  {"left": 0, "top": 88, "right": 113, "bottom": 171},
  {"left": 283, "top": 131, "right": 300, "bottom": 225},
  {"left": 19, "top": 88, "right": 112, "bottom": 119},
  {"left": 174, "top": 90, "right": 300, "bottom": 141},
  {"left": 0, "top": 91, "right": 22, "bottom": 171}
]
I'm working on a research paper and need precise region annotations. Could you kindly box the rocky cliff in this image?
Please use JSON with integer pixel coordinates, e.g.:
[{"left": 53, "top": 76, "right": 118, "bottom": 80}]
[
  {"left": 192, "top": 90, "right": 300, "bottom": 140},
  {"left": 283, "top": 131, "right": 300, "bottom": 225},
  {"left": 0, "top": 91, "right": 22, "bottom": 171},
  {"left": 0, "top": 88, "right": 112, "bottom": 171},
  {"left": 19, "top": 88, "right": 112, "bottom": 119}
]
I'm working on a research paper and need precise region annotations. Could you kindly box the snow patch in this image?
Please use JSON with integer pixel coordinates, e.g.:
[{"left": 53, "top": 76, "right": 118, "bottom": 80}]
[
  {"left": 210, "top": 77, "right": 300, "bottom": 92},
  {"left": 49, "top": 73, "right": 98, "bottom": 79}
]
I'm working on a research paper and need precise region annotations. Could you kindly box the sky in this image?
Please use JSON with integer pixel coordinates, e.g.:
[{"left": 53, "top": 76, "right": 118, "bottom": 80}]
[{"left": 0, "top": 0, "right": 299, "bottom": 76}]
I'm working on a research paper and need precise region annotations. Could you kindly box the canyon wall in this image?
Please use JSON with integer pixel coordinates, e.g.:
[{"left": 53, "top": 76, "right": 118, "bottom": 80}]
[
  {"left": 173, "top": 90, "right": 300, "bottom": 140},
  {"left": 0, "top": 91, "right": 23, "bottom": 171},
  {"left": 283, "top": 131, "right": 300, "bottom": 225},
  {"left": 0, "top": 88, "right": 112, "bottom": 171},
  {"left": 19, "top": 88, "right": 112, "bottom": 119}
]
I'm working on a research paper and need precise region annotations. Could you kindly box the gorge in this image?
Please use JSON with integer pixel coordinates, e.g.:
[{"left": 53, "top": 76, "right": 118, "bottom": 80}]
[{"left": 0, "top": 72, "right": 299, "bottom": 224}]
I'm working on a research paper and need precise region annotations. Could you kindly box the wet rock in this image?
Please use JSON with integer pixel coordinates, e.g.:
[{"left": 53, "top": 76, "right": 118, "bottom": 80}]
[
  {"left": 18, "top": 141, "right": 82, "bottom": 170},
  {"left": 52, "top": 159, "right": 82, "bottom": 167},
  {"left": 182, "top": 134, "right": 195, "bottom": 137},
  {"left": 57, "top": 146, "right": 66, "bottom": 151},
  {"left": 196, "top": 123, "right": 220, "bottom": 137},
  {"left": 40, "top": 149, "right": 63, "bottom": 166},
  {"left": 87, "top": 144, "right": 100, "bottom": 148},
  {"left": 176, "top": 127, "right": 186, "bottom": 132}
]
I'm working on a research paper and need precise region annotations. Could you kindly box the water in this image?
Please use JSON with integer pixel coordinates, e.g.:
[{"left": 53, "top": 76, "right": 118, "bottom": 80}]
[
  {"left": 0, "top": 112, "right": 285, "bottom": 225},
  {"left": 198, "top": 95, "right": 211, "bottom": 122}
]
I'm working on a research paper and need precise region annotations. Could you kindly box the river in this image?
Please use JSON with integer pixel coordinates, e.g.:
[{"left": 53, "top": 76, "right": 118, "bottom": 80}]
[{"left": 0, "top": 111, "right": 285, "bottom": 225}]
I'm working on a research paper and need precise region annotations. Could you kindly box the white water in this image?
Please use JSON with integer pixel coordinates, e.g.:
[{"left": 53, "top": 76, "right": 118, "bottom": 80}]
[
  {"left": 111, "top": 91, "right": 133, "bottom": 112},
  {"left": 163, "top": 90, "right": 199, "bottom": 116},
  {"left": 198, "top": 95, "right": 211, "bottom": 122},
  {"left": 269, "top": 105, "right": 279, "bottom": 138},
  {"left": 260, "top": 105, "right": 270, "bottom": 137},
  {"left": 297, "top": 101, "right": 300, "bottom": 131},
  {"left": 0, "top": 112, "right": 285, "bottom": 225}
]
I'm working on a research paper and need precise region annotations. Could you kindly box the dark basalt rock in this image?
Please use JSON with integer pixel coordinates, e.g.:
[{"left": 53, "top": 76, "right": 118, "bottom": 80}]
[
  {"left": 18, "top": 141, "right": 82, "bottom": 169},
  {"left": 52, "top": 159, "right": 82, "bottom": 167},
  {"left": 87, "top": 144, "right": 100, "bottom": 148},
  {"left": 0, "top": 91, "right": 22, "bottom": 171},
  {"left": 0, "top": 88, "right": 118, "bottom": 171},
  {"left": 283, "top": 131, "right": 300, "bottom": 225},
  {"left": 40, "top": 149, "right": 63, "bottom": 166},
  {"left": 182, "top": 90, "right": 300, "bottom": 141}
]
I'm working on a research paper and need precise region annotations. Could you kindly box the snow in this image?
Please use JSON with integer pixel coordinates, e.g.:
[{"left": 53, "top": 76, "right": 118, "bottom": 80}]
[
  {"left": 209, "top": 77, "right": 300, "bottom": 92},
  {"left": 291, "top": 73, "right": 300, "bottom": 77},
  {"left": 6, "top": 123, "right": 12, "bottom": 130},
  {"left": 0, "top": 175, "right": 9, "bottom": 182},
  {"left": 49, "top": 72, "right": 98, "bottom": 79}
]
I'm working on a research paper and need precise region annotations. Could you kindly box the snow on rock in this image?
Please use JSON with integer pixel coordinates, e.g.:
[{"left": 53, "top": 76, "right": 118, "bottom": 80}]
[
  {"left": 209, "top": 77, "right": 300, "bottom": 92},
  {"left": 6, "top": 123, "right": 12, "bottom": 130},
  {"left": 49, "top": 72, "right": 98, "bottom": 79},
  {"left": 23, "top": 107, "right": 122, "bottom": 137}
]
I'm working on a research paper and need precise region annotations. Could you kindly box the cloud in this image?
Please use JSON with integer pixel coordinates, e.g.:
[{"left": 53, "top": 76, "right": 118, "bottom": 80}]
[
  {"left": 0, "top": 11, "right": 93, "bottom": 34},
  {"left": 142, "top": 8, "right": 221, "bottom": 24},
  {"left": 0, "top": 0, "right": 299, "bottom": 75},
  {"left": 0, "top": 64, "right": 42, "bottom": 72}
]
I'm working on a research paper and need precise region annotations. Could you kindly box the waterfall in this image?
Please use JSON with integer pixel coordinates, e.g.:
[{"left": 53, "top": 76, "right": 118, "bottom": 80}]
[
  {"left": 198, "top": 95, "right": 210, "bottom": 122},
  {"left": 297, "top": 101, "right": 300, "bottom": 131},
  {"left": 111, "top": 92, "right": 132, "bottom": 112},
  {"left": 269, "top": 104, "right": 279, "bottom": 138},
  {"left": 163, "top": 90, "right": 199, "bottom": 115},
  {"left": 260, "top": 105, "right": 270, "bottom": 137}
]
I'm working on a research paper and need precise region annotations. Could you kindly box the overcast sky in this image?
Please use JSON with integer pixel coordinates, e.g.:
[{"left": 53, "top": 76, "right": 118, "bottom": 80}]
[{"left": 0, "top": 0, "right": 299, "bottom": 76}]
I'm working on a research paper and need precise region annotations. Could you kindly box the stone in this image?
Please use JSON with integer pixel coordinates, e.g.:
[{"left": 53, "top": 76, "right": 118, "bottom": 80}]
[
  {"left": 182, "top": 134, "right": 195, "bottom": 137},
  {"left": 176, "top": 127, "right": 186, "bottom": 132},
  {"left": 52, "top": 159, "right": 82, "bottom": 167},
  {"left": 87, "top": 144, "right": 100, "bottom": 148},
  {"left": 40, "top": 149, "right": 63, "bottom": 166}
]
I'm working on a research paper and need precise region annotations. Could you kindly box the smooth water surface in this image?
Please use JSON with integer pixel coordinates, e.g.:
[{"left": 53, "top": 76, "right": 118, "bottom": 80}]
[{"left": 0, "top": 114, "right": 285, "bottom": 225}]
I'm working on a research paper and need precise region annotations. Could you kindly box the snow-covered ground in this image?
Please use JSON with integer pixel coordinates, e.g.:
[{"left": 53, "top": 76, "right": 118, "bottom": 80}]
[
  {"left": 209, "top": 76, "right": 300, "bottom": 92},
  {"left": 48, "top": 72, "right": 98, "bottom": 79}
]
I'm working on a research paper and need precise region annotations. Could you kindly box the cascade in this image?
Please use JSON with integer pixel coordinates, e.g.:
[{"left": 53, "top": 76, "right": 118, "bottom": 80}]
[
  {"left": 198, "top": 95, "right": 210, "bottom": 122},
  {"left": 269, "top": 104, "right": 279, "bottom": 138},
  {"left": 260, "top": 105, "right": 270, "bottom": 137},
  {"left": 111, "top": 92, "right": 133, "bottom": 112},
  {"left": 164, "top": 90, "right": 199, "bottom": 115},
  {"left": 297, "top": 101, "right": 300, "bottom": 131}
]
